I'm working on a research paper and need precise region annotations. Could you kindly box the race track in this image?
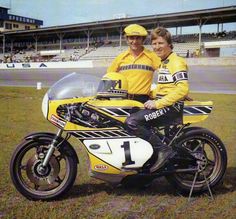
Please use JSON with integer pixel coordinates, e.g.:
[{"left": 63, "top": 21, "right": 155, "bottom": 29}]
[{"left": 0, "top": 65, "right": 236, "bottom": 94}]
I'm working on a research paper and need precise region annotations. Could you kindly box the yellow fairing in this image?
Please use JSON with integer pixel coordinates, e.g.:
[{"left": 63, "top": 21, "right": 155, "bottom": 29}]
[
  {"left": 88, "top": 153, "right": 121, "bottom": 174},
  {"left": 183, "top": 101, "right": 213, "bottom": 124},
  {"left": 48, "top": 97, "right": 143, "bottom": 130},
  {"left": 47, "top": 97, "right": 101, "bottom": 131},
  {"left": 88, "top": 153, "right": 135, "bottom": 175},
  {"left": 47, "top": 95, "right": 213, "bottom": 130},
  {"left": 88, "top": 99, "right": 213, "bottom": 124}
]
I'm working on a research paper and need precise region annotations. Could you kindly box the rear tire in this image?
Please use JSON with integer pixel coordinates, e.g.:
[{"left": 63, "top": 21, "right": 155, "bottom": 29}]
[{"left": 166, "top": 128, "right": 227, "bottom": 195}]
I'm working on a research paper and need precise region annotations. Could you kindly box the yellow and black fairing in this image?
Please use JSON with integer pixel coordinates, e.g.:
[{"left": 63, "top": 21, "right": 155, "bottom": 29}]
[
  {"left": 182, "top": 100, "right": 213, "bottom": 124},
  {"left": 83, "top": 99, "right": 147, "bottom": 178},
  {"left": 45, "top": 95, "right": 213, "bottom": 180},
  {"left": 85, "top": 99, "right": 214, "bottom": 126},
  {"left": 46, "top": 96, "right": 144, "bottom": 130},
  {"left": 46, "top": 96, "right": 147, "bottom": 177},
  {"left": 79, "top": 98, "right": 213, "bottom": 177},
  {"left": 46, "top": 96, "right": 95, "bottom": 130}
]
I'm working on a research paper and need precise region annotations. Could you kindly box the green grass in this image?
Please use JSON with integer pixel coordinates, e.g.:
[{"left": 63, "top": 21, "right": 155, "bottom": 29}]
[{"left": 0, "top": 87, "right": 236, "bottom": 219}]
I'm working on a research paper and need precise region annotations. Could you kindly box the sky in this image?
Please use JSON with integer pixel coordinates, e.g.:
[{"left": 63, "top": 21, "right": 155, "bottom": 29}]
[{"left": 0, "top": 0, "right": 235, "bottom": 33}]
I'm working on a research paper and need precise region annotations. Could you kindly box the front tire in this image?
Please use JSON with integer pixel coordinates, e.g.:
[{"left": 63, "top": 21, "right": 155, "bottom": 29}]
[
  {"left": 10, "top": 138, "right": 78, "bottom": 200},
  {"left": 166, "top": 128, "right": 227, "bottom": 195}
]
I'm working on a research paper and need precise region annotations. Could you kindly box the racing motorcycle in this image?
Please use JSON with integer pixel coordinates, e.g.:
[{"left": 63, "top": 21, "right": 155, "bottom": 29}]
[{"left": 10, "top": 72, "right": 227, "bottom": 200}]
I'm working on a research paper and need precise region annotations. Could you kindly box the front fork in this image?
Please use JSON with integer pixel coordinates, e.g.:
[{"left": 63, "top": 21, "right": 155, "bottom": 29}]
[{"left": 42, "top": 129, "right": 63, "bottom": 167}]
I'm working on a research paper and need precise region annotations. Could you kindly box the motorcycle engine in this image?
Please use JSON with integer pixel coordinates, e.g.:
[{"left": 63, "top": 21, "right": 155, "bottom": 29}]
[{"left": 57, "top": 103, "right": 118, "bottom": 128}]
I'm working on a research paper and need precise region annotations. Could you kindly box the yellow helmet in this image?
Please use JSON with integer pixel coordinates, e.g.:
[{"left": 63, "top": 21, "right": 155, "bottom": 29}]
[
  {"left": 97, "top": 72, "right": 128, "bottom": 99},
  {"left": 124, "top": 24, "right": 148, "bottom": 37}
]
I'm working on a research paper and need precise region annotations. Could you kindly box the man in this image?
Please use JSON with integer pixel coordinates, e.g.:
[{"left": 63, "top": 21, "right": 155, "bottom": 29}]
[
  {"left": 125, "top": 27, "right": 189, "bottom": 172},
  {"left": 107, "top": 24, "right": 160, "bottom": 103}
]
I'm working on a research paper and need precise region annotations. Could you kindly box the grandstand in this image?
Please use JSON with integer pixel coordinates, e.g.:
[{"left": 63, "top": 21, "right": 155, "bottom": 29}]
[{"left": 0, "top": 6, "right": 235, "bottom": 63}]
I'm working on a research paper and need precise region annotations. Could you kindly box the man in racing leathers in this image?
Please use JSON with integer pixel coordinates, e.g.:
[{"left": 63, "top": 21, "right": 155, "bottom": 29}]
[
  {"left": 107, "top": 24, "right": 161, "bottom": 103},
  {"left": 125, "top": 27, "right": 189, "bottom": 172}
]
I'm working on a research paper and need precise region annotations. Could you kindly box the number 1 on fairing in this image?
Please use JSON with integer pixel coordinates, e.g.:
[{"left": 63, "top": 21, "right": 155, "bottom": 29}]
[{"left": 121, "top": 141, "right": 135, "bottom": 166}]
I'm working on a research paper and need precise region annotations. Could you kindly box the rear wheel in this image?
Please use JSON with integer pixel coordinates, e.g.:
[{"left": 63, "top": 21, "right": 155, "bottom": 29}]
[
  {"left": 10, "top": 138, "right": 78, "bottom": 200},
  {"left": 166, "top": 128, "right": 227, "bottom": 195}
]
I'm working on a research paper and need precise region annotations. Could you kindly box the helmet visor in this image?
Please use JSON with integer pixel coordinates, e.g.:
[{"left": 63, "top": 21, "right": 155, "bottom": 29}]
[{"left": 97, "top": 80, "right": 118, "bottom": 93}]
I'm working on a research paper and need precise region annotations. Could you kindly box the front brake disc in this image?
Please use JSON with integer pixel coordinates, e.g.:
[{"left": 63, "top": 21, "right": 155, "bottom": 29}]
[{"left": 26, "top": 155, "right": 60, "bottom": 186}]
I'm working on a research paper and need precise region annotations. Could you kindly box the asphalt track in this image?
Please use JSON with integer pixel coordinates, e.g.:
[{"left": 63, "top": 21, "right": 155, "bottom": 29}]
[{"left": 0, "top": 65, "right": 236, "bottom": 94}]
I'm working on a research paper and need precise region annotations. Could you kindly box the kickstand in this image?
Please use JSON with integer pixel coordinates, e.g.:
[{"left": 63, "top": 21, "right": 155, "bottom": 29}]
[
  {"left": 202, "top": 170, "right": 214, "bottom": 200},
  {"left": 188, "top": 169, "right": 198, "bottom": 202},
  {"left": 188, "top": 165, "right": 214, "bottom": 202}
]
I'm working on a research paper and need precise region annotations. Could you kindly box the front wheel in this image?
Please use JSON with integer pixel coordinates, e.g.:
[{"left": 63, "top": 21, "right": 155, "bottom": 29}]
[
  {"left": 10, "top": 137, "right": 78, "bottom": 200},
  {"left": 166, "top": 128, "right": 227, "bottom": 195}
]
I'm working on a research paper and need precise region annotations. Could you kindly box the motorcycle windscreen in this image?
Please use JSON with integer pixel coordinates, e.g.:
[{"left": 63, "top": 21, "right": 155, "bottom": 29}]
[{"left": 46, "top": 72, "right": 101, "bottom": 100}]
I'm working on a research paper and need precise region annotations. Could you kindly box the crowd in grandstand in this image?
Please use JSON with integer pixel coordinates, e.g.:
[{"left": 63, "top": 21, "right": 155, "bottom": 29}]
[{"left": 0, "top": 30, "right": 235, "bottom": 63}]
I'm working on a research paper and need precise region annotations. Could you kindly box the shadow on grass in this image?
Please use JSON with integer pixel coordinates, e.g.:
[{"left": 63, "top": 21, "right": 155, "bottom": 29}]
[
  {"left": 215, "top": 166, "right": 236, "bottom": 195},
  {"left": 65, "top": 176, "right": 182, "bottom": 200},
  {"left": 65, "top": 167, "right": 236, "bottom": 200}
]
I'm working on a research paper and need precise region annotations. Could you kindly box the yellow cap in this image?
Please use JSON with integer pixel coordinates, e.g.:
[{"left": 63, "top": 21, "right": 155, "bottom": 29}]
[{"left": 124, "top": 24, "right": 148, "bottom": 37}]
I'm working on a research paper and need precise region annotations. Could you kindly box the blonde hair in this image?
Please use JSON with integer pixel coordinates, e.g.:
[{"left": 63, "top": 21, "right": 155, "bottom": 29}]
[{"left": 151, "top": 27, "right": 173, "bottom": 49}]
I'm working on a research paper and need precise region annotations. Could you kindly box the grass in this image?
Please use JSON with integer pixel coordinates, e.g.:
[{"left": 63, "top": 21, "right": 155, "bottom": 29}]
[{"left": 0, "top": 87, "right": 236, "bottom": 219}]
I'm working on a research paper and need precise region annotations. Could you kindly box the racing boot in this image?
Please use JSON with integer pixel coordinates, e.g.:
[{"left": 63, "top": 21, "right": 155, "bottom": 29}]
[
  {"left": 149, "top": 146, "right": 175, "bottom": 173},
  {"left": 148, "top": 134, "right": 176, "bottom": 173}
]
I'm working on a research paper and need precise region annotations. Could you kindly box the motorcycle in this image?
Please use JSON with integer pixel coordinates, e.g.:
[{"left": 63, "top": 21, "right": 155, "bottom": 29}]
[{"left": 10, "top": 72, "right": 227, "bottom": 200}]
